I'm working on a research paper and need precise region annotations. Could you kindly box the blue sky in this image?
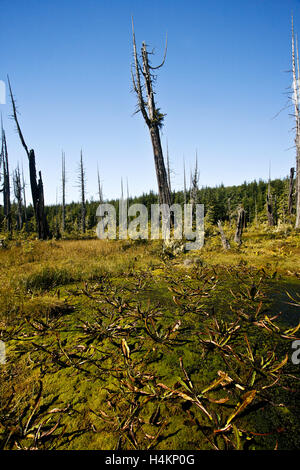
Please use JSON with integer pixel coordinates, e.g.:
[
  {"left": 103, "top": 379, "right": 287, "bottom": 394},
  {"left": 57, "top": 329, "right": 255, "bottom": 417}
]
[{"left": 1, "top": 0, "right": 300, "bottom": 204}]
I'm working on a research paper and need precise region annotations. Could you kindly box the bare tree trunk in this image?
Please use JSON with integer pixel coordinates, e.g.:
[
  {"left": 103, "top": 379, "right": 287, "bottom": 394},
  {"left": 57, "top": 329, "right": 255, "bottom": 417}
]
[
  {"left": 296, "top": 152, "right": 300, "bottom": 228},
  {"left": 1, "top": 125, "right": 12, "bottom": 233},
  {"left": 126, "top": 178, "right": 129, "bottom": 203},
  {"left": 292, "top": 19, "right": 300, "bottom": 228},
  {"left": 121, "top": 177, "right": 124, "bottom": 201},
  {"left": 36, "top": 169, "right": 48, "bottom": 239},
  {"left": 266, "top": 195, "right": 274, "bottom": 226},
  {"left": 166, "top": 140, "right": 171, "bottom": 194},
  {"left": 62, "top": 151, "right": 66, "bottom": 232},
  {"left": 55, "top": 188, "right": 60, "bottom": 239},
  {"left": 21, "top": 164, "right": 28, "bottom": 232},
  {"left": 266, "top": 180, "right": 274, "bottom": 226},
  {"left": 288, "top": 167, "right": 295, "bottom": 216},
  {"left": 13, "top": 165, "right": 23, "bottom": 230},
  {"left": 79, "top": 150, "right": 86, "bottom": 234},
  {"left": 8, "top": 77, "right": 49, "bottom": 239},
  {"left": 183, "top": 158, "right": 187, "bottom": 205},
  {"left": 149, "top": 126, "right": 172, "bottom": 207},
  {"left": 190, "top": 151, "right": 199, "bottom": 206},
  {"left": 217, "top": 220, "right": 230, "bottom": 250},
  {"left": 296, "top": 32, "right": 300, "bottom": 228},
  {"left": 131, "top": 20, "right": 171, "bottom": 214},
  {"left": 97, "top": 164, "right": 103, "bottom": 204},
  {"left": 234, "top": 207, "right": 245, "bottom": 245},
  {"left": 28, "top": 149, "right": 49, "bottom": 239}
]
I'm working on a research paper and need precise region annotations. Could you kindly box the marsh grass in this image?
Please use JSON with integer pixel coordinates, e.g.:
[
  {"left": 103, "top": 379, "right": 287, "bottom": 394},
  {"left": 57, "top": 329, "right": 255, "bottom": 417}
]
[{"left": 0, "top": 229, "right": 299, "bottom": 450}]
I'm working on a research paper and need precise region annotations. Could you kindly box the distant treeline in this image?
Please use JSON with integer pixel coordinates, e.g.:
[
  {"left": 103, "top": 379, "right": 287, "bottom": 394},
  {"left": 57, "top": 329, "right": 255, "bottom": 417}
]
[{"left": 0, "top": 176, "right": 294, "bottom": 238}]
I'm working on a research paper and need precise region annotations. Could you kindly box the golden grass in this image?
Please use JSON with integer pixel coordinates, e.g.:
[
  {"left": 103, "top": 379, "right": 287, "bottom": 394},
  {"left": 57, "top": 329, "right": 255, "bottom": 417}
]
[{"left": 0, "top": 229, "right": 299, "bottom": 450}]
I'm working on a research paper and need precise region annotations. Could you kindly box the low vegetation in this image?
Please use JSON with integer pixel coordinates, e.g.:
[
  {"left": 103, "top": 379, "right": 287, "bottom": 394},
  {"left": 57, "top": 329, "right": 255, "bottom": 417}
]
[{"left": 0, "top": 226, "right": 299, "bottom": 450}]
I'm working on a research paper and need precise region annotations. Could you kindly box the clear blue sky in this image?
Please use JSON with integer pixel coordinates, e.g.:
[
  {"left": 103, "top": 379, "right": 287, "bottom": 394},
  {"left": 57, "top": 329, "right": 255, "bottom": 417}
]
[{"left": 1, "top": 0, "right": 300, "bottom": 204}]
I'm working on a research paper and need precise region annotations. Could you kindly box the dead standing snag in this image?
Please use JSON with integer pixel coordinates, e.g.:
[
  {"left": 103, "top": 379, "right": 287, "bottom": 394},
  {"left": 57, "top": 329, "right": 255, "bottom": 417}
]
[
  {"left": 8, "top": 77, "right": 49, "bottom": 239},
  {"left": 131, "top": 19, "right": 172, "bottom": 218},
  {"left": 217, "top": 220, "right": 231, "bottom": 250},
  {"left": 234, "top": 207, "right": 245, "bottom": 246},
  {"left": 291, "top": 17, "right": 300, "bottom": 228},
  {"left": 0, "top": 121, "right": 12, "bottom": 233}
]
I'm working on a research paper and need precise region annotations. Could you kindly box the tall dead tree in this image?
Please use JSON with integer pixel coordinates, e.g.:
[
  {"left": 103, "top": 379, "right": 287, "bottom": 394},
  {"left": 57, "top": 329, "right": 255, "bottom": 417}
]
[
  {"left": 288, "top": 167, "right": 295, "bottom": 215},
  {"left": 8, "top": 77, "right": 49, "bottom": 239},
  {"left": 166, "top": 140, "right": 171, "bottom": 194},
  {"left": 266, "top": 190, "right": 274, "bottom": 226},
  {"left": 217, "top": 220, "right": 230, "bottom": 250},
  {"left": 190, "top": 152, "right": 199, "bottom": 206},
  {"left": 13, "top": 165, "right": 23, "bottom": 230},
  {"left": 126, "top": 178, "right": 130, "bottom": 202},
  {"left": 131, "top": 19, "right": 171, "bottom": 214},
  {"left": 183, "top": 158, "right": 187, "bottom": 205},
  {"left": 0, "top": 123, "right": 12, "bottom": 233},
  {"left": 234, "top": 207, "right": 245, "bottom": 245},
  {"left": 266, "top": 177, "right": 275, "bottom": 226},
  {"left": 292, "top": 18, "right": 300, "bottom": 228},
  {"left": 61, "top": 151, "right": 66, "bottom": 232},
  {"left": 97, "top": 164, "right": 103, "bottom": 204},
  {"left": 55, "top": 188, "right": 60, "bottom": 239},
  {"left": 21, "top": 164, "right": 28, "bottom": 231},
  {"left": 79, "top": 150, "right": 86, "bottom": 233},
  {"left": 121, "top": 177, "right": 124, "bottom": 201}
]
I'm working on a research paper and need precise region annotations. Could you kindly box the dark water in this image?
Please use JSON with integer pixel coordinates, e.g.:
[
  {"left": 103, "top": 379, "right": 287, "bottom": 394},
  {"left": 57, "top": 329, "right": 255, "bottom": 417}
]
[{"left": 268, "top": 277, "right": 300, "bottom": 327}]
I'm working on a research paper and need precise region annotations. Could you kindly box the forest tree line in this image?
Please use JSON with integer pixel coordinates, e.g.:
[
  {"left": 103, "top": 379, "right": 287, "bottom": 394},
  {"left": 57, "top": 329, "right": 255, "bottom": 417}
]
[{"left": 0, "top": 170, "right": 296, "bottom": 239}]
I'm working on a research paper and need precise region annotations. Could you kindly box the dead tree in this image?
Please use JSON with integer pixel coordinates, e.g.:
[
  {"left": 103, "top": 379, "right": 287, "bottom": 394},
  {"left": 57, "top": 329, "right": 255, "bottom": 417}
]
[
  {"left": 126, "top": 177, "right": 130, "bottom": 202},
  {"left": 78, "top": 150, "right": 86, "bottom": 233},
  {"left": 55, "top": 188, "right": 60, "bottom": 239},
  {"left": 121, "top": 177, "right": 124, "bottom": 201},
  {"left": 166, "top": 140, "right": 171, "bottom": 194},
  {"left": 292, "top": 18, "right": 300, "bottom": 228},
  {"left": 190, "top": 152, "right": 199, "bottom": 206},
  {"left": 97, "top": 164, "right": 103, "bottom": 204},
  {"left": 61, "top": 151, "right": 66, "bottom": 232},
  {"left": 13, "top": 165, "right": 23, "bottom": 230},
  {"left": 21, "top": 164, "right": 28, "bottom": 231},
  {"left": 131, "top": 19, "right": 171, "bottom": 214},
  {"left": 266, "top": 193, "right": 274, "bottom": 226},
  {"left": 1, "top": 123, "right": 12, "bottom": 233},
  {"left": 288, "top": 167, "right": 295, "bottom": 215},
  {"left": 183, "top": 158, "right": 187, "bottom": 205},
  {"left": 266, "top": 179, "right": 275, "bottom": 226},
  {"left": 217, "top": 220, "right": 230, "bottom": 250},
  {"left": 234, "top": 207, "right": 245, "bottom": 245},
  {"left": 8, "top": 77, "right": 49, "bottom": 239}
]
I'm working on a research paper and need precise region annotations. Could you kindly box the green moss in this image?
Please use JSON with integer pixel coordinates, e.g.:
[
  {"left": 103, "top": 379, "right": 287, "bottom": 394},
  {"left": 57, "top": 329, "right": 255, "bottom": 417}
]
[{"left": 0, "top": 236, "right": 299, "bottom": 450}]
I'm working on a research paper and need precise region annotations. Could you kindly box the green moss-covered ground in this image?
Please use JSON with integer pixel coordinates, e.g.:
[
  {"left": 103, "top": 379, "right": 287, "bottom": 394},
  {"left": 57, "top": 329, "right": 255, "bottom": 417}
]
[{"left": 0, "top": 229, "right": 299, "bottom": 450}]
